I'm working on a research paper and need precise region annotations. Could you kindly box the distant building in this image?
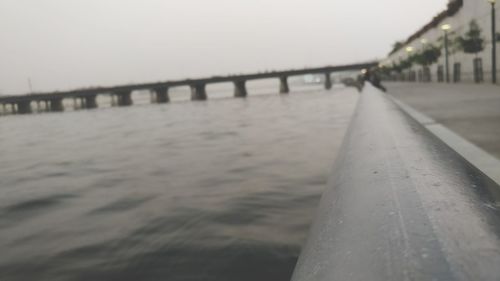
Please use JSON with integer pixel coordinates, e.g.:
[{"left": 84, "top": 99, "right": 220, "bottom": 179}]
[{"left": 385, "top": 0, "right": 498, "bottom": 83}]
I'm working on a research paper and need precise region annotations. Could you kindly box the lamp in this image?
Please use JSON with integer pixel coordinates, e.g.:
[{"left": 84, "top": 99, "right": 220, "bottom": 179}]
[
  {"left": 441, "top": 24, "right": 451, "bottom": 31},
  {"left": 441, "top": 24, "right": 451, "bottom": 83},
  {"left": 489, "top": 0, "right": 497, "bottom": 83}
]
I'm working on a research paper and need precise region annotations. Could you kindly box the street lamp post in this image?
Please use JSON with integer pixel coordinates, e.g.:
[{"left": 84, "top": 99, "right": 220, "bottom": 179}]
[
  {"left": 489, "top": 0, "right": 497, "bottom": 84},
  {"left": 441, "top": 24, "right": 451, "bottom": 83},
  {"left": 421, "top": 39, "right": 428, "bottom": 81},
  {"left": 405, "top": 46, "right": 414, "bottom": 81}
]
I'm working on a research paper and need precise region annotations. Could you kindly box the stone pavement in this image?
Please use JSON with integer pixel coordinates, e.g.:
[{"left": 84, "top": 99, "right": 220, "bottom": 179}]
[{"left": 385, "top": 82, "right": 500, "bottom": 160}]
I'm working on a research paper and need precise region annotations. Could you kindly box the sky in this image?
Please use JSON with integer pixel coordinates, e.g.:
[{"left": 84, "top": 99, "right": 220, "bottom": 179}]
[{"left": 0, "top": 0, "right": 448, "bottom": 95}]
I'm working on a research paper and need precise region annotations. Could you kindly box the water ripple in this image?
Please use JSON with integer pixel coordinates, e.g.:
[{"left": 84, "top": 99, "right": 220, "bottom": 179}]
[{"left": 0, "top": 86, "right": 358, "bottom": 281}]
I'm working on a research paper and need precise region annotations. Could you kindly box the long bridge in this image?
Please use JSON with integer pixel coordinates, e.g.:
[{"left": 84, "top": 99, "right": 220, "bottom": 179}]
[{"left": 0, "top": 62, "right": 377, "bottom": 114}]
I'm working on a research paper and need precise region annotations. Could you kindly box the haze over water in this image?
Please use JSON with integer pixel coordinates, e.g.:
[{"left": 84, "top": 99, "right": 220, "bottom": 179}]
[
  {"left": 0, "top": 0, "right": 448, "bottom": 94},
  {"left": 0, "top": 85, "right": 358, "bottom": 281}
]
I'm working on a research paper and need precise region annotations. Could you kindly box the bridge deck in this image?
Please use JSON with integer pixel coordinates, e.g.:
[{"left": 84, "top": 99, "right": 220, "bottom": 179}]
[{"left": 0, "top": 62, "right": 376, "bottom": 103}]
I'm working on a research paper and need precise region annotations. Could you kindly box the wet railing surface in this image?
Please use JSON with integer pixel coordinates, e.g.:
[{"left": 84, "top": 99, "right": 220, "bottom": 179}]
[{"left": 291, "top": 84, "right": 500, "bottom": 280}]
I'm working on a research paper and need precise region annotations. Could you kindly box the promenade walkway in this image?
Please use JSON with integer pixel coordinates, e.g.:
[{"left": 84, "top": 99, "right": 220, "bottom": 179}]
[{"left": 385, "top": 82, "right": 500, "bottom": 160}]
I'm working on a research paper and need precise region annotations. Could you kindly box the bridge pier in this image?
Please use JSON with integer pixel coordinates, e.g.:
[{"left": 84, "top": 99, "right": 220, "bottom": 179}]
[
  {"left": 191, "top": 83, "right": 207, "bottom": 100},
  {"left": 324, "top": 72, "right": 332, "bottom": 90},
  {"left": 49, "top": 98, "right": 64, "bottom": 112},
  {"left": 83, "top": 95, "right": 98, "bottom": 109},
  {"left": 115, "top": 90, "right": 133, "bottom": 106},
  {"left": 152, "top": 87, "right": 170, "bottom": 103},
  {"left": 279, "top": 76, "right": 289, "bottom": 94},
  {"left": 72, "top": 98, "right": 79, "bottom": 110},
  {"left": 110, "top": 94, "right": 117, "bottom": 107},
  {"left": 16, "top": 100, "right": 32, "bottom": 114},
  {"left": 233, "top": 80, "right": 247, "bottom": 98}
]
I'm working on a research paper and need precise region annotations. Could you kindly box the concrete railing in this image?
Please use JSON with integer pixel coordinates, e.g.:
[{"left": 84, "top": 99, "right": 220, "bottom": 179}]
[{"left": 291, "top": 84, "right": 500, "bottom": 280}]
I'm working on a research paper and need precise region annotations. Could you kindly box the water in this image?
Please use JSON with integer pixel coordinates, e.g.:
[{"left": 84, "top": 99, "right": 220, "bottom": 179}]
[{"left": 0, "top": 84, "right": 358, "bottom": 281}]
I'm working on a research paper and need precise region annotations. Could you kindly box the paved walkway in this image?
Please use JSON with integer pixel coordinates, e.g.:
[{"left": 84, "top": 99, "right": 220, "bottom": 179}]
[{"left": 385, "top": 82, "right": 500, "bottom": 160}]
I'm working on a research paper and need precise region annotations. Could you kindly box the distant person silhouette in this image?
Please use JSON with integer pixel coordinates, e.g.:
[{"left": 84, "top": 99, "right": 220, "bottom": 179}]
[{"left": 364, "top": 69, "right": 386, "bottom": 92}]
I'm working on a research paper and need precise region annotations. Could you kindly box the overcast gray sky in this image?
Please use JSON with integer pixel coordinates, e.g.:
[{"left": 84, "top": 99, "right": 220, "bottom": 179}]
[{"left": 0, "top": 0, "right": 447, "bottom": 94}]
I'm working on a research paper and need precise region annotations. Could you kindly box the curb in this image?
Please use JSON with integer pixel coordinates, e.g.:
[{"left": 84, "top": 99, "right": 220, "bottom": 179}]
[{"left": 387, "top": 94, "right": 500, "bottom": 186}]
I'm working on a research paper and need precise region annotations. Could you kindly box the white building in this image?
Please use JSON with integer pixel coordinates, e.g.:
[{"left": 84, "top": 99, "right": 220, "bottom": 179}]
[{"left": 386, "top": 0, "right": 498, "bottom": 83}]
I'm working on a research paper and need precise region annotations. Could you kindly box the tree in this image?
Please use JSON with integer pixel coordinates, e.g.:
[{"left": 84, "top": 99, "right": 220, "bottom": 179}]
[
  {"left": 457, "top": 20, "right": 484, "bottom": 55},
  {"left": 391, "top": 62, "right": 403, "bottom": 73},
  {"left": 436, "top": 31, "right": 462, "bottom": 54},
  {"left": 399, "top": 58, "right": 413, "bottom": 70},
  {"left": 391, "top": 41, "right": 404, "bottom": 54},
  {"left": 411, "top": 52, "right": 426, "bottom": 66},
  {"left": 415, "top": 44, "right": 442, "bottom": 66}
]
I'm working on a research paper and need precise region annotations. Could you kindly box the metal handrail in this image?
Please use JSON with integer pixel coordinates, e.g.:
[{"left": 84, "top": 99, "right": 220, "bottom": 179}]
[{"left": 291, "top": 84, "right": 500, "bottom": 280}]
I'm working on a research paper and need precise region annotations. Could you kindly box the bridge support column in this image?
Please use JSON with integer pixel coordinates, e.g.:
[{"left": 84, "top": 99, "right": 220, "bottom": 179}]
[
  {"left": 16, "top": 100, "right": 32, "bottom": 114},
  {"left": 110, "top": 94, "right": 117, "bottom": 107},
  {"left": 115, "top": 90, "right": 133, "bottom": 106},
  {"left": 73, "top": 98, "right": 79, "bottom": 110},
  {"left": 84, "top": 95, "right": 98, "bottom": 109},
  {"left": 279, "top": 76, "right": 289, "bottom": 94},
  {"left": 191, "top": 83, "right": 207, "bottom": 100},
  {"left": 152, "top": 87, "right": 170, "bottom": 103},
  {"left": 324, "top": 72, "right": 332, "bottom": 90},
  {"left": 233, "top": 80, "right": 247, "bottom": 98},
  {"left": 49, "top": 98, "right": 64, "bottom": 112}
]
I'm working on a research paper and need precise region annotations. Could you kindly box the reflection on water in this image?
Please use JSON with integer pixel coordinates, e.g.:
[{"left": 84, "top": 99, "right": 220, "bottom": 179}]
[{"left": 0, "top": 85, "right": 358, "bottom": 281}]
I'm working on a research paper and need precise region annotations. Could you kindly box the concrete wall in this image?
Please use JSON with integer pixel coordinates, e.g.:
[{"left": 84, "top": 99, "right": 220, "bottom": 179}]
[{"left": 386, "top": 0, "right": 498, "bottom": 83}]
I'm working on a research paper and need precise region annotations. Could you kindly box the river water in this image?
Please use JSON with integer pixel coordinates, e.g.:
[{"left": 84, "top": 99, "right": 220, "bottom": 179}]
[{"left": 0, "top": 83, "right": 358, "bottom": 281}]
